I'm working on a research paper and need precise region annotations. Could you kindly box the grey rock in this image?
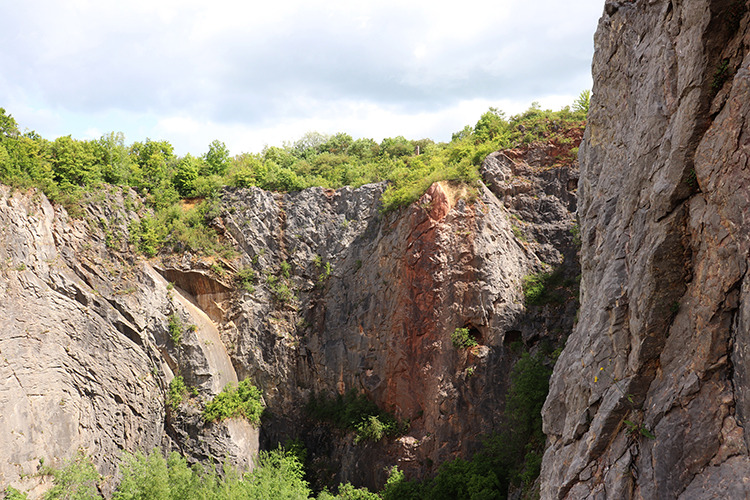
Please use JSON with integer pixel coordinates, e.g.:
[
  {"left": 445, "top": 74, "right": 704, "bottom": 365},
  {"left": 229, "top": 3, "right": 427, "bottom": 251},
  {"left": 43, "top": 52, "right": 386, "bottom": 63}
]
[
  {"left": 541, "top": 1, "right": 750, "bottom": 498},
  {"left": 0, "top": 187, "right": 258, "bottom": 496}
]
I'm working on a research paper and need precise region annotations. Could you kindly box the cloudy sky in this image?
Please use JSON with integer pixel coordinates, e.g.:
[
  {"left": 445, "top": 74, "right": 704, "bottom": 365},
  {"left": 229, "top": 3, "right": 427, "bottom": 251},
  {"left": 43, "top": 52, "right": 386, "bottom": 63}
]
[{"left": 1, "top": 0, "right": 603, "bottom": 156}]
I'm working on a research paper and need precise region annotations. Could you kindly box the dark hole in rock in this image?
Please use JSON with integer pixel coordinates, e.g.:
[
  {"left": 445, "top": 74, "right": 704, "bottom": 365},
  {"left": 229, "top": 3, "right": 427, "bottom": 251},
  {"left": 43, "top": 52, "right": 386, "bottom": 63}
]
[{"left": 503, "top": 330, "right": 522, "bottom": 346}]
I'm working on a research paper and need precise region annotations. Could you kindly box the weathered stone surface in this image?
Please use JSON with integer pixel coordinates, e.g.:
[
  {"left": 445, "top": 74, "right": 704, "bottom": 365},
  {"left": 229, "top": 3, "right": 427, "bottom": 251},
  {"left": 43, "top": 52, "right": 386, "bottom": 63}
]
[
  {"left": 541, "top": 1, "right": 750, "bottom": 498},
  {"left": 0, "top": 128, "right": 581, "bottom": 495},
  {"left": 0, "top": 187, "right": 258, "bottom": 496},
  {"left": 222, "top": 167, "right": 580, "bottom": 489}
]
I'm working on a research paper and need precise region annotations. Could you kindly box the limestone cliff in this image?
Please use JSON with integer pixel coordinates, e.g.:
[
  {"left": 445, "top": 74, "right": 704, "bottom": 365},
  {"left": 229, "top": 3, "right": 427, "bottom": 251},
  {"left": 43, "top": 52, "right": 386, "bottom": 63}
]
[
  {"left": 0, "top": 187, "right": 258, "bottom": 496},
  {"left": 216, "top": 152, "right": 579, "bottom": 489},
  {"left": 0, "top": 128, "right": 580, "bottom": 495},
  {"left": 541, "top": 0, "right": 750, "bottom": 498}
]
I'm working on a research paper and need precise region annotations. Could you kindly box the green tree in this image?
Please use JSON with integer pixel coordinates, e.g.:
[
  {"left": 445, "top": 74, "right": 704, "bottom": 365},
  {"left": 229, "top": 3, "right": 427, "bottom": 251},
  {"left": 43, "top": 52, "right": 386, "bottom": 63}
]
[
  {"left": 96, "top": 132, "right": 133, "bottom": 185},
  {"left": 50, "top": 136, "right": 100, "bottom": 188},
  {"left": 573, "top": 90, "right": 591, "bottom": 115},
  {"left": 172, "top": 154, "right": 203, "bottom": 197},
  {"left": 203, "top": 139, "right": 229, "bottom": 175},
  {"left": 347, "top": 137, "right": 380, "bottom": 159},
  {"left": 319, "top": 132, "right": 353, "bottom": 155},
  {"left": 42, "top": 452, "right": 101, "bottom": 500},
  {"left": 0, "top": 107, "right": 19, "bottom": 138},
  {"left": 290, "top": 131, "right": 329, "bottom": 159},
  {"left": 380, "top": 136, "right": 414, "bottom": 157},
  {"left": 473, "top": 108, "right": 508, "bottom": 143}
]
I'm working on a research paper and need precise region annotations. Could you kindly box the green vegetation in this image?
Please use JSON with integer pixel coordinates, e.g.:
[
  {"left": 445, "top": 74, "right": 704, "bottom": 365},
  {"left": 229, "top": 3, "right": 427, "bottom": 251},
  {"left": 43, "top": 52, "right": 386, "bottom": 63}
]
[
  {"left": 624, "top": 419, "right": 656, "bottom": 440},
  {"left": 167, "top": 376, "right": 188, "bottom": 411},
  {"left": 167, "top": 313, "right": 183, "bottom": 345},
  {"left": 522, "top": 267, "right": 577, "bottom": 306},
  {"left": 317, "top": 483, "right": 380, "bottom": 500},
  {"left": 313, "top": 256, "right": 332, "bottom": 285},
  {"left": 0, "top": 100, "right": 585, "bottom": 258},
  {"left": 569, "top": 223, "right": 581, "bottom": 247},
  {"left": 573, "top": 89, "right": 591, "bottom": 115},
  {"left": 235, "top": 266, "right": 257, "bottom": 293},
  {"left": 266, "top": 272, "right": 294, "bottom": 304},
  {"left": 2, "top": 487, "right": 28, "bottom": 500},
  {"left": 451, "top": 327, "right": 478, "bottom": 349},
  {"left": 19, "top": 445, "right": 380, "bottom": 499},
  {"left": 203, "top": 378, "right": 264, "bottom": 425},
  {"left": 307, "top": 390, "right": 407, "bottom": 443},
  {"left": 39, "top": 451, "right": 102, "bottom": 500},
  {"left": 712, "top": 58, "right": 730, "bottom": 91},
  {"left": 380, "top": 350, "right": 554, "bottom": 500},
  {"left": 17, "top": 347, "right": 553, "bottom": 499}
]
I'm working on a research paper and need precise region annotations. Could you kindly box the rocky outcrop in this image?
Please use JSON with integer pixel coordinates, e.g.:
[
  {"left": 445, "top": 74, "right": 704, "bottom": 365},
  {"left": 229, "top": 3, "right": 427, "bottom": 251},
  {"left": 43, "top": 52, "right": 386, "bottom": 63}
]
[
  {"left": 219, "top": 144, "right": 580, "bottom": 489},
  {"left": 220, "top": 181, "right": 540, "bottom": 487},
  {"left": 541, "top": 1, "right": 750, "bottom": 498},
  {"left": 0, "top": 187, "right": 258, "bottom": 496},
  {"left": 0, "top": 130, "right": 581, "bottom": 495}
]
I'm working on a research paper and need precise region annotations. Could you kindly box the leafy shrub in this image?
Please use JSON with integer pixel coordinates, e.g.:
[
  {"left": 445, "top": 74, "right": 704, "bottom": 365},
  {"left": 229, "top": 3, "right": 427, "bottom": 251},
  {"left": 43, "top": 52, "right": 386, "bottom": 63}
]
[
  {"left": 451, "top": 327, "right": 478, "bottom": 349},
  {"left": 521, "top": 272, "right": 550, "bottom": 305},
  {"left": 270, "top": 281, "right": 294, "bottom": 303},
  {"left": 522, "top": 267, "right": 576, "bottom": 306},
  {"left": 203, "top": 378, "right": 264, "bottom": 425},
  {"left": 40, "top": 451, "right": 101, "bottom": 500},
  {"left": 318, "top": 483, "right": 381, "bottom": 500},
  {"left": 3, "top": 487, "right": 28, "bottom": 500},
  {"left": 167, "top": 376, "right": 188, "bottom": 411},
  {"left": 279, "top": 260, "right": 291, "bottom": 279},
  {"left": 307, "top": 390, "right": 407, "bottom": 443},
  {"left": 314, "top": 258, "right": 332, "bottom": 285},
  {"left": 235, "top": 267, "right": 257, "bottom": 293},
  {"left": 167, "top": 313, "right": 183, "bottom": 345},
  {"left": 128, "top": 215, "right": 164, "bottom": 258}
]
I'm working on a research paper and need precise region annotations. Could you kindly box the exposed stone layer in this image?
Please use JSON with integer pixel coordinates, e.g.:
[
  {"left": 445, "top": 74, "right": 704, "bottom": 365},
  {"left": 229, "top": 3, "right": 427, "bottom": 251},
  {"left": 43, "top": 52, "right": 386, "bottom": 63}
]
[
  {"left": 0, "top": 132, "right": 580, "bottom": 495},
  {"left": 0, "top": 187, "right": 257, "bottom": 496},
  {"left": 541, "top": 1, "right": 750, "bottom": 498},
  {"left": 222, "top": 148, "right": 580, "bottom": 488}
]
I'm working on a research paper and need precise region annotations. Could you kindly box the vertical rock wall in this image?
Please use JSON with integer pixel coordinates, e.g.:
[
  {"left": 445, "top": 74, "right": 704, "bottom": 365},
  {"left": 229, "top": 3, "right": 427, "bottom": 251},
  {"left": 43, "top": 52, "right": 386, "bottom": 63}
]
[
  {"left": 222, "top": 138, "right": 581, "bottom": 489},
  {"left": 0, "top": 128, "right": 581, "bottom": 495},
  {"left": 0, "top": 187, "right": 259, "bottom": 497},
  {"left": 541, "top": 1, "right": 750, "bottom": 498}
]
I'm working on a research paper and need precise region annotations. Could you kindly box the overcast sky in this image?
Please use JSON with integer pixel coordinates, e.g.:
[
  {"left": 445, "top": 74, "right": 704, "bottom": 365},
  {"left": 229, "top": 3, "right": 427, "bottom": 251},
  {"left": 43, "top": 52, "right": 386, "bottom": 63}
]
[{"left": 1, "top": 0, "right": 603, "bottom": 156}]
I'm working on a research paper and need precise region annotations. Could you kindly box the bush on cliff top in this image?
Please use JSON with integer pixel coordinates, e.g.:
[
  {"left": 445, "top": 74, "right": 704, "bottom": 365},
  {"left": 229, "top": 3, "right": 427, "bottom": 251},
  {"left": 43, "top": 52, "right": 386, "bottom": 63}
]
[{"left": 0, "top": 99, "right": 585, "bottom": 256}]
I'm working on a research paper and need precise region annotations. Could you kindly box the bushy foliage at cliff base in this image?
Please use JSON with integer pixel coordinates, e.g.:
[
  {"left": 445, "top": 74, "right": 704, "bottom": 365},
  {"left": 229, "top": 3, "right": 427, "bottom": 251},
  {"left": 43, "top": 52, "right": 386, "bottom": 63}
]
[
  {"left": 2, "top": 447, "right": 378, "bottom": 500},
  {"left": 0, "top": 97, "right": 586, "bottom": 258},
  {"left": 203, "top": 379, "right": 264, "bottom": 425},
  {"left": 4, "top": 350, "right": 552, "bottom": 500},
  {"left": 306, "top": 390, "right": 408, "bottom": 443}
]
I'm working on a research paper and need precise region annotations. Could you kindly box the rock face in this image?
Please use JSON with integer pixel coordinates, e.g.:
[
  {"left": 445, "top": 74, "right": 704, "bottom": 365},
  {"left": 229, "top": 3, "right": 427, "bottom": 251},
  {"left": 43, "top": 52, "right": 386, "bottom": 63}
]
[
  {"left": 541, "top": 1, "right": 750, "bottom": 498},
  {"left": 221, "top": 181, "right": 536, "bottom": 487},
  {"left": 219, "top": 145, "right": 580, "bottom": 489},
  {"left": 0, "top": 130, "right": 581, "bottom": 496},
  {"left": 0, "top": 187, "right": 258, "bottom": 496}
]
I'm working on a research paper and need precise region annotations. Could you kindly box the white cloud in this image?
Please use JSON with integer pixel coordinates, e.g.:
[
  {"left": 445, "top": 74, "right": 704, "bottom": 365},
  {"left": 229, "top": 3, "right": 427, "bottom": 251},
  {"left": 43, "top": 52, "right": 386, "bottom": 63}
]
[{"left": 0, "top": 0, "right": 601, "bottom": 155}]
